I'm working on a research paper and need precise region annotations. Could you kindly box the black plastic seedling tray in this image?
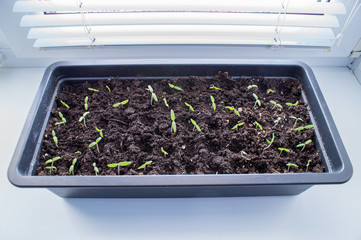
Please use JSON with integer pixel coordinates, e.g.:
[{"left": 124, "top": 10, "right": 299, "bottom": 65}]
[{"left": 7, "top": 60, "right": 352, "bottom": 198}]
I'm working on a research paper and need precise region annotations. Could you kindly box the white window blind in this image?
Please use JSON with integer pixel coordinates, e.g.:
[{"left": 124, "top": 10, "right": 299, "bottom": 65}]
[{"left": 13, "top": 0, "right": 346, "bottom": 48}]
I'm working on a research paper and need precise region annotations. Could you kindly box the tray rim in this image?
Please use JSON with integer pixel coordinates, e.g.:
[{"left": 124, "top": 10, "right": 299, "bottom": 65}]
[{"left": 7, "top": 59, "right": 353, "bottom": 188}]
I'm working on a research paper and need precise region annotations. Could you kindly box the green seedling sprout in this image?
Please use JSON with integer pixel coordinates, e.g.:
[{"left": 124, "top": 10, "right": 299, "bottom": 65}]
[
  {"left": 286, "top": 101, "right": 299, "bottom": 109},
  {"left": 267, "top": 89, "right": 275, "bottom": 94},
  {"left": 306, "top": 160, "right": 312, "bottom": 171},
  {"left": 113, "top": 99, "right": 129, "bottom": 107},
  {"left": 170, "top": 109, "right": 176, "bottom": 133},
  {"left": 209, "top": 85, "right": 221, "bottom": 90},
  {"left": 232, "top": 122, "right": 244, "bottom": 130},
  {"left": 138, "top": 161, "right": 153, "bottom": 170},
  {"left": 45, "top": 156, "right": 61, "bottom": 174},
  {"left": 264, "top": 133, "right": 275, "bottom": 150},
  {"left": 88, "top": 88, "right": 99, "bottom": 92},
  {"left": 294, "top": 125, "right": 314, "bottom": 132},
  {"left": 296, "top": 139, "right": 312, "bottom": 151},
  {"left": 68, "top": 158, "right": 77, "bottom": 175},
  {"left": 168, "top": 83, "right": 183, "bottom": 91},
  {"left": 190, "top": 118, "right": 202, "bottom": 132},
  {"left": 278, "top": 147, "right": 290, "bottom": 156},
  {"left": 289, "top": 116, "right": 304, "bottom": 128},
  {"left": 52, "top": 130, "right": 58, "bottom": 147},
  {"left": 95, "top": 127, "right": 104, "bottom": 138},
  {"left": 78, "top": 111, "right": 90, "bottom": 128},
  {"left": 270, "top": 100, "right": 282, "bottom": 110},
  {"left": 286, "top": 163, "right": 299, "bottom": 172},
  {"left": 273, "top": 117, "right": 281, "bottom": 127},
  {"left": 60, "top": 100, "right": 70, "bottom": 109},
  {"left": 55, "top": 112, "right": 67, "bottom": 126},
  {"left": 185, "top": 102, "right": 194, "bottom": 112},
  {"left": 106, "top": 85, "right": 111, "bottom": 92},
  {"left": 75, "top": 150, "right": 81, "bottom": 155},
  {"left": 247, "top": 85, "right": 258, "bottom": 90},
  {"left": 163, "top": 98, "right": 169, "bottom": 108},
  {"left": 146, "top": 85, "right": 158, "bottom": 105},
  {"left": 225, "top": 106, "right": 241, "bottom": 117},
  {"left": 89, "top": 137, "right": 102, "bottom": 153},
  {"left": 84, "top": 96, "right": 89, "bottom": 110},
  {"left": 107, "top": 161, "right": 132, "bottom": 175},
  {"left": 252, "top": 93, "right": 261, "bottom": 109},
  {"left": 254, "top": 121, "right": 263, "bottom": 130},
  {"left": 210, "top": 96, "right": 216, "bottom": 111},
  {"left": 93, "top": 162, "right": 99, "bottom": 176},
  {"left": 161, "top": 147, "right": 168, "bottom": 157}
]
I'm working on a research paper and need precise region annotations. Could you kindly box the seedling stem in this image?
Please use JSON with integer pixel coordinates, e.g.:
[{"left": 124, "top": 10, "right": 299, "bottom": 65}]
[{"left": 306, "top": 160, "right": 312, "bottom": 171}]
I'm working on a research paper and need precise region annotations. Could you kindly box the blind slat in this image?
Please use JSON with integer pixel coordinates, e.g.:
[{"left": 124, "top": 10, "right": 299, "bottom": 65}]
[
  {"left": 14, "top": 0, "right": 346, "bottom": 15},
  {"left": 28, "top": 25, "right": 336, "bottom": 40},
  {"left": 21, "top": 12, "right": 340, "bottom": 28},
  {"left": 34, "top": 37, "right": 333, "bottom": 48}
]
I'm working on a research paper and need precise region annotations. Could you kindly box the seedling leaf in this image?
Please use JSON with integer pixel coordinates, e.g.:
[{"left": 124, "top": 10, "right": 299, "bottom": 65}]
[
  {"left": 161, "top": 147, "right": 168, "bottom": 156},
  {"left": 60, "top": 100, "right": 70, "bottom": 109},
  {"left": 190, "top": 118, "right": 202, "bottom": 132},
  {"left": 170, "top": 110, "right": 175, "bottom": 121},
  {"left": 209, "top": 85, "right": 221, "bottom": 90},
  {"left": 172, "top": 121, "right": 177, "bottom": 133},
  {"left": 232, "top": 122, "right": 244, "bottom": 130},
  {"left": 168, "top": 83, "right": 183, "bottom": 91},
  {"left": 88, "top": 88, "right": 99, "bottom": 92},
  {"left": 163, "top": 98, "right": 169, "bottom": 108},
  {"left": 247, "top": 85, "right": 258, "bottom": 90},
  {"left": 138, "top": 161, "right": 153, "bottom": 170},
  {"left": 185, "top": 102, "right": 194, "bottom": 111}
]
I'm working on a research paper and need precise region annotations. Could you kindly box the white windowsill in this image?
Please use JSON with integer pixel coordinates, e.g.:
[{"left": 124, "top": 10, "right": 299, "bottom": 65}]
[{"left": 0, "top": 66, "right": 360, "bottom": 240}]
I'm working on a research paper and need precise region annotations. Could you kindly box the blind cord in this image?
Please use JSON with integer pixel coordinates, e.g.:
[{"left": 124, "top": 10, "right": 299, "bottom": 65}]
[{"left": 76, "top": 0, "right": 96, "bottom": 47}]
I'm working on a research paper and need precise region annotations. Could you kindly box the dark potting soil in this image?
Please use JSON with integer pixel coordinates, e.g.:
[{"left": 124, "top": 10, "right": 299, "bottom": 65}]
[{"left": 36, "top": 72, "right": 324, "bottom": 176}]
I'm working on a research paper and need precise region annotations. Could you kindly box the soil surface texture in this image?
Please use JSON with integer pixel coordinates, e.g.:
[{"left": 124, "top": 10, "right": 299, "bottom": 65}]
[{"left": 36, "top": 72, "right": 324, "bottom": 176}]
